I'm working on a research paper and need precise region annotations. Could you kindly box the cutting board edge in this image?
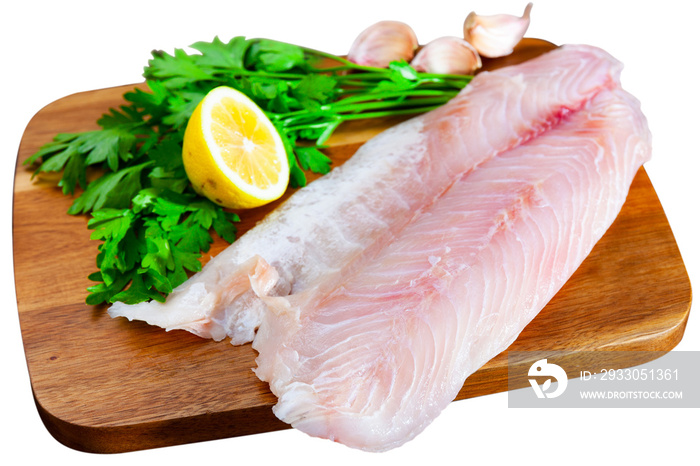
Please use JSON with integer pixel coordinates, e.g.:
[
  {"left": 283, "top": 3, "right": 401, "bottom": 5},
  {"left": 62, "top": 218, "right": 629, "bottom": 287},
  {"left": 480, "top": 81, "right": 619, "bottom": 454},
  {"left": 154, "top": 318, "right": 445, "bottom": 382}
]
[{"left": 33, "top": 389, "right": 289, "bottom": 454}]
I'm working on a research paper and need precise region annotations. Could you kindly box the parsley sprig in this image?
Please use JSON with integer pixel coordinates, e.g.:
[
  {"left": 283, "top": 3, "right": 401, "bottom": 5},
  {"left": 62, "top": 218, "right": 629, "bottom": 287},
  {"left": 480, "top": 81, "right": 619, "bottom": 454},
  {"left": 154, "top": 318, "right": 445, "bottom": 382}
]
[{"left": 25, "top": 36, "right": 473, "bottom": 306}]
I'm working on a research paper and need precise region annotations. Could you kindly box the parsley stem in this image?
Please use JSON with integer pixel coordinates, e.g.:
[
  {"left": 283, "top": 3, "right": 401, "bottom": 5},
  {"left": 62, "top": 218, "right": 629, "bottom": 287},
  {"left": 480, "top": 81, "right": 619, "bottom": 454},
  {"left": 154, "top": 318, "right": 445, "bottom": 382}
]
[
  {"left": 301, "top": 46, "right": 375, "bottom": 71},
  {"left": 283, "top": 104, "right": 445, "bottom": 139},
  {"left": 213, "top": 69, "right": 309, "bottom": 80},
  {"left": 340, "top": 105, "right": 445, "bottom": 120},
  {"left": 271, "top": 90, "right": 459, "bottom": 124},
  {"left": 331, "top": 96, "right": 455, "bottom": 114},
  {"left": 280, "top": 96, "right": 456, "bottom": 130},
  {"left": 336, "top": 89, "right": 458, "bottom": 105},
  {"left": 283, "top": 99, "right": 449, "bottom": 131}
]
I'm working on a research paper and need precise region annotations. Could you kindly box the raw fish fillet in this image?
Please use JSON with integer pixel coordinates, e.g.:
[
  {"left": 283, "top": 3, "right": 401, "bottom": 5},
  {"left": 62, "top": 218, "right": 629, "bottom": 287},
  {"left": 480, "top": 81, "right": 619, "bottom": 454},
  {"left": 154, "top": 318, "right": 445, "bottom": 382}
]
[
  {"left": 108, "top": 44, "right": 651, "bottom": 451},
  {"left": 252, "top": 85, "right": 651, "bottom": 451},
  {"left": 109, "top": 45, "right": 626, "bottom": 346}
]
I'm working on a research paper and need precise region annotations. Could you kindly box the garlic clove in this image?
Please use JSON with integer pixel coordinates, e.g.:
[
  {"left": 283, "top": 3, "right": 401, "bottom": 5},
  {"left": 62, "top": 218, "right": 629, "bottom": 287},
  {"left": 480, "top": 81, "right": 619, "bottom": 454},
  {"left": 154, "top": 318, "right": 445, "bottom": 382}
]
[
  {"left": 410, "top": 36, "right": 482, "bottom": 75},
  {"left": 463, "top": 2, "right": 533, "bottom": 58},
  {"left": 348, "top": 20, "right": 419, "bottom": 68}
]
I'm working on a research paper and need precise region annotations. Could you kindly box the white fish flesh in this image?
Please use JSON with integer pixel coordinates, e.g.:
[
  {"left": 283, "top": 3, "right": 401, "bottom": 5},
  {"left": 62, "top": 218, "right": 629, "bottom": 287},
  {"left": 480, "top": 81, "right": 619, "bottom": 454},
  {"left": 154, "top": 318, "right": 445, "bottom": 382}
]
[{"left": 251, "top": 85, "right": 651, "bottom": 450}]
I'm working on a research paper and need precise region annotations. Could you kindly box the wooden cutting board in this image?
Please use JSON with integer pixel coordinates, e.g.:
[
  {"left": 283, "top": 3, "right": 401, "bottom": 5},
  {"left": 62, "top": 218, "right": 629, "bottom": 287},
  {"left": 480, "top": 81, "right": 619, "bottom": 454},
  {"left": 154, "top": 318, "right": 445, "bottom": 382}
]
[{"left": 13, "top": 39, "right": 692, "bottom": 453}]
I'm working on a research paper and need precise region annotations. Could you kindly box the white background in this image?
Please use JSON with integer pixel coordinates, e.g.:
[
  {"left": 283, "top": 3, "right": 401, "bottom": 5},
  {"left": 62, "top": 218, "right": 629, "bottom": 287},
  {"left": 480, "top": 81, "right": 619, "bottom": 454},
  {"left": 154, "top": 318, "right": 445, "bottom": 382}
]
[{"left": 3, "top": 0, "right": 698, "bottom": 463}]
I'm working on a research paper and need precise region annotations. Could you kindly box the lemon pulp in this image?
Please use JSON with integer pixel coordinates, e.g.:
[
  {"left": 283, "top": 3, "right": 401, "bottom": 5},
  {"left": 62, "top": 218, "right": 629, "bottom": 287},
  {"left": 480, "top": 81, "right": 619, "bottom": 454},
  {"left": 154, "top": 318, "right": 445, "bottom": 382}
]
[{"left": 183, "top": 86, "right": 289, "bottom": 209}]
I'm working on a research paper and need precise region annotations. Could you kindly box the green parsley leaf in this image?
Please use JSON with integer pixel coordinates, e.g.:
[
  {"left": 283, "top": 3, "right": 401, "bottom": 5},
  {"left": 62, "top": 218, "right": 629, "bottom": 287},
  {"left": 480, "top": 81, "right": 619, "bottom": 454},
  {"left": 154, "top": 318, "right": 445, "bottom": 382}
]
[
  {"left": 295, "top": 147, "right": 332, "bottom": 174},
  {"left": 145, "top": 48, "right": 215, "bottom": 89},
  {"left": 109, "top": 271, "right": 166, "bottom": 304},
  {"left": 67, "top": 161, "right": 153, "bottom": 215},
  {"left": 292, "top": 74, "right": 338, "bottom": 111},
  {"left": 245, "top": 39, "right": 306, "bottom": 72},
  {"left": 81, "top": 125, "right": 137, "bottom": 171},
  {"left": 190, "top": 36, "right": 249, "bottom": 71},
  {"left": 162, "top": 89, "right": 207, "bottom": 128}
]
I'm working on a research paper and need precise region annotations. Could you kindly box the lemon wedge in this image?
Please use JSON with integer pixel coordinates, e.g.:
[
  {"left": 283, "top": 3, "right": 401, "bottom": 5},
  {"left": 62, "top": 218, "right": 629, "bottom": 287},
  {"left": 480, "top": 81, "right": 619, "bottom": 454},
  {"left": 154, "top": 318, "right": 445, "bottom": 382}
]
[{"left": 182, "top": 86, "right": 289, "bottom": 209}]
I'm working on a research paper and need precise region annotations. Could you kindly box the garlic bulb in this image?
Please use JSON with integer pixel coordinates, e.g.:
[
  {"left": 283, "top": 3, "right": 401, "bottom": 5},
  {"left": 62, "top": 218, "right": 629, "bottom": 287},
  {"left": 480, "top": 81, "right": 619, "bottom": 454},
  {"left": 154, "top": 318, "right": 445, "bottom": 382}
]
[
  {"left": 348, "top": 20, "right": 419, "bottom": 68},
  {"left": 411, "top": 36, "right": 482, "bottom": 75},
  {"left": 463, "top": 3, "right": 533, "bottom": 58}
]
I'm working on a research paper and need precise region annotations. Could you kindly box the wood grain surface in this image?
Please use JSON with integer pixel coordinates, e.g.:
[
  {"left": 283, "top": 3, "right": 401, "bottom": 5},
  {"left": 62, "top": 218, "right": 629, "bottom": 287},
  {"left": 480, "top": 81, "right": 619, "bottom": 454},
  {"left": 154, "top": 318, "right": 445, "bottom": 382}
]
[{"left": 13, "top": 39, "right": 692, "bottom": 453}]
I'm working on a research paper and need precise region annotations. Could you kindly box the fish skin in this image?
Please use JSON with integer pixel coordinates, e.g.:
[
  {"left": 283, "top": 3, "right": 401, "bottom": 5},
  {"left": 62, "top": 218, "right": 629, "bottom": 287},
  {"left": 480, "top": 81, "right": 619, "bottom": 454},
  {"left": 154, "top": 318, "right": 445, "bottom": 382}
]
[
  {"left": 251, "top": 86, "right": 651, "bottom": 451},
  {"left": 108, "top": 45, "right": 624, "bottom": 348}
]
